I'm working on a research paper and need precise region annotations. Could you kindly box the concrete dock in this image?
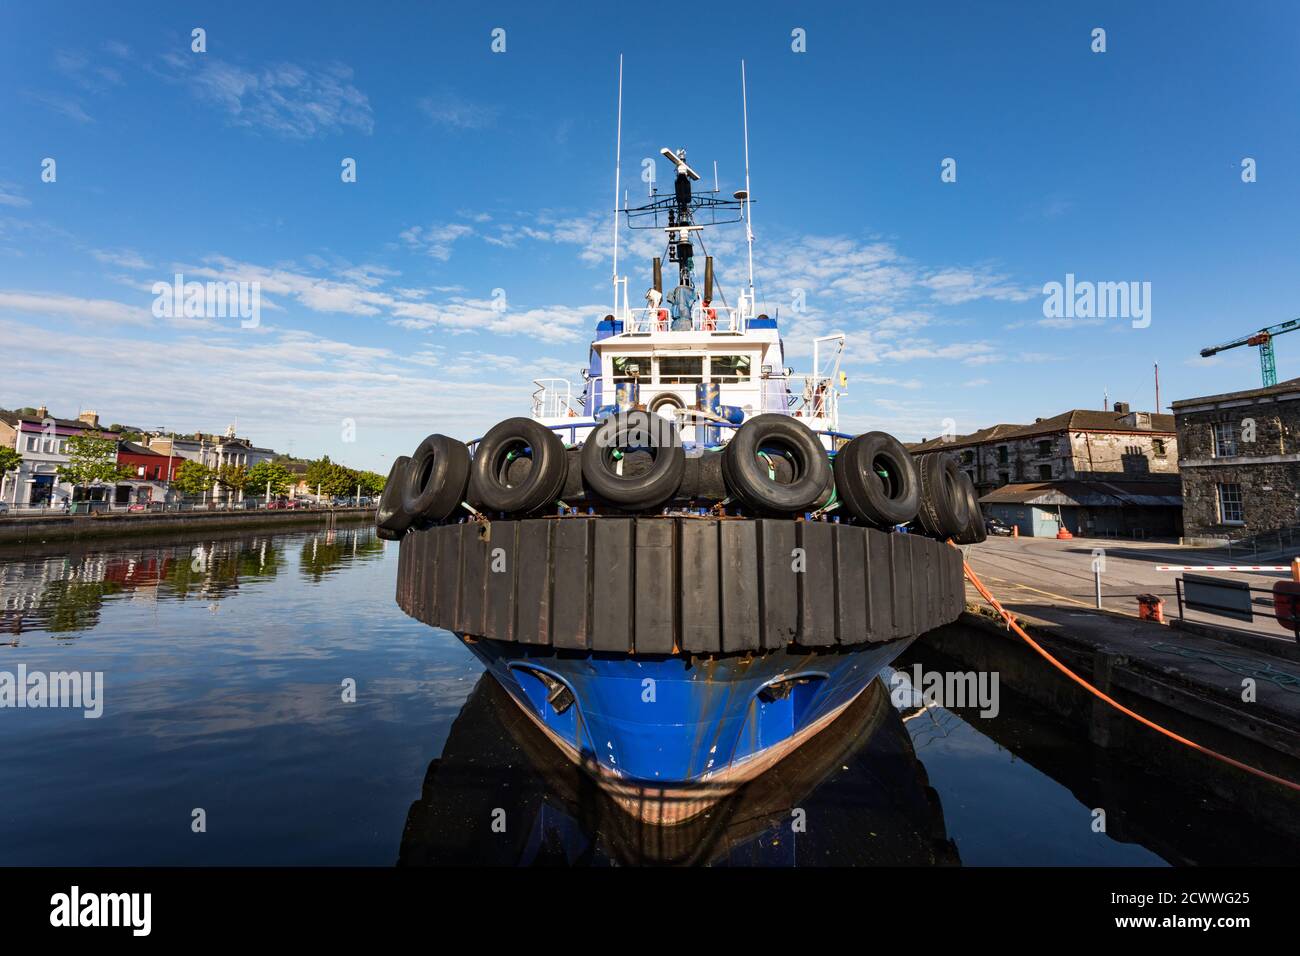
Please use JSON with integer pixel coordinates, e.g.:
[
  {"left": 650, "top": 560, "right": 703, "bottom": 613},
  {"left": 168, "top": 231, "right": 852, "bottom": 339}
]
[{"left": 917, "top": 535, "right": 1300, "bottom": 839}]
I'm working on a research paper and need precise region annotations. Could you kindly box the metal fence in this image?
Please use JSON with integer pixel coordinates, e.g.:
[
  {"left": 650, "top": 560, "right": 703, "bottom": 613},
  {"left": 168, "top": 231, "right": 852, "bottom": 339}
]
[{"left": 1174, "top": 573, "right": 1300, "bottom": 642}]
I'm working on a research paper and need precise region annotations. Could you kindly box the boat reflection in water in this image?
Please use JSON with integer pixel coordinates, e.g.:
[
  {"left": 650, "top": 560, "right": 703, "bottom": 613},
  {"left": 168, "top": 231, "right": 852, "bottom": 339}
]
[{"left": 398, "top": 672, "right": 958, "bottom": 866}]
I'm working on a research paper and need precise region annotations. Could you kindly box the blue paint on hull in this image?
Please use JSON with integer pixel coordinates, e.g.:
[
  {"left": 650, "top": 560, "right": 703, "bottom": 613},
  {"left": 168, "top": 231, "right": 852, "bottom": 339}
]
[{"left": 459, "top": 636, "right": 916, "bottom": 786}]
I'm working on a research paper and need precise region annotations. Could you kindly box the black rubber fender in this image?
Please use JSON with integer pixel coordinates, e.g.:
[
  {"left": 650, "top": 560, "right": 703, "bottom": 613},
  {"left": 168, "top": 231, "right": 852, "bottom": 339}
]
[
  {"left": 580, "top": 411, "right": 685, "bottom": 510},
  {"left": 404, "top": 436, "right": 470, "bottom": 528},
  {"left": 376, "top": 455, "right": 413, "bottom": 538},
  {"left": 468, "top": 417, "right": 567, "bottom": 515},
  {"left": 833, "top": 431, "right": 920, "bottom": 527},
  {"left": 951, "top": 472, "right": 987, "bottom": 545},
  {"left": 722, "top": 414, "right": 832, "bottom": 515},
  {"left": 915, "top": 451, "right": 970, "bottom": 539}
]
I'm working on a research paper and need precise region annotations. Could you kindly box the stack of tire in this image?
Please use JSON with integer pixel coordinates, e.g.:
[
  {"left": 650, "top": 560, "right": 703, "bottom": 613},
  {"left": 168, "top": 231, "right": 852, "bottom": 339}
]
[{"left": 376, "top": 412, "right": 985, "bottom": 545}]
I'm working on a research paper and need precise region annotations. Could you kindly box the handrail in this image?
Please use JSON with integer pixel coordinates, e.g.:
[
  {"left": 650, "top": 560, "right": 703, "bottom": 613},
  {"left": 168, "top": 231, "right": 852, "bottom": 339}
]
[{"left": 466, "top": 419, "right": 854, "bottom": 450}]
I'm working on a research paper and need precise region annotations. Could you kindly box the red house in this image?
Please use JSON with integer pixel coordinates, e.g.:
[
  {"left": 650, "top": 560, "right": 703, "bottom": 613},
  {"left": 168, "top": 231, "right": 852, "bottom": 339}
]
[{"left": 117, "top": 441, "right": 182, "bottom": 482}]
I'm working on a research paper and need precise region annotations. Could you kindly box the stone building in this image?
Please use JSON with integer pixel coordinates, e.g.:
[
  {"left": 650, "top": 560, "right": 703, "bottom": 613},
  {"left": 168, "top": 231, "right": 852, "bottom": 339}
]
[
  {"left": 910, "top": 404, "right": 1181, "bottom": 537},
  {"left": 1172, "top": 378, "right": 1300, "bottom": 546}
]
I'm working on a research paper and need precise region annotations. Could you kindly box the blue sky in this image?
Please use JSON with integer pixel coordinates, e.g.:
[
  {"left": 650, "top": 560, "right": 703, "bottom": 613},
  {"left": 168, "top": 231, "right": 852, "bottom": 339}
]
[{"left": 1, "top": 1, "right": 1298, "bottom": 471}]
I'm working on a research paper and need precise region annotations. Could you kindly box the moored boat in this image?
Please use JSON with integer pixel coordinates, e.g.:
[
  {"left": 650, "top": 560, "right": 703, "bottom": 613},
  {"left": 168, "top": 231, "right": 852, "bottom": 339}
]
[{"left": 381, "top": 63, "right": 981, "bottom": 824}]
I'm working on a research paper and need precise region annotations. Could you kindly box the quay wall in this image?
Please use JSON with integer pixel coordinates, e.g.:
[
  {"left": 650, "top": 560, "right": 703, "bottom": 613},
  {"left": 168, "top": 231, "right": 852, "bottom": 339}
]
[{"left": 0, "top": 507, "right": 375, "bottom": 546}]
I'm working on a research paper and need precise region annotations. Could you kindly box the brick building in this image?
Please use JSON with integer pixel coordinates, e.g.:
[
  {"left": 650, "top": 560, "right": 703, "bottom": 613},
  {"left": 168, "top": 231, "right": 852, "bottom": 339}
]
[
  {"left": 910, "top": 404, "right": 1181, "bottom": 537},
  {"left": 1172, "top": 378, "right": 1300, "bottom": 546}
]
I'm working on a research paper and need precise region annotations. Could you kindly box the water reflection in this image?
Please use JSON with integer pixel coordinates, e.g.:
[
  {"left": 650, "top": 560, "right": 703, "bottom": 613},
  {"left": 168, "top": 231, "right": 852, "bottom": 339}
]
[
  {"left": 398, "top": 673, "right": 960, "bottom": 866},
  {"left": 1, "top": 526, "right": 1291, "bottom": 865},
  {"left": 299, "top": 531, "right": 385, "bottom": 583},
  {"left": 0, "top": 527, "right": 383, "bottom": 639}
]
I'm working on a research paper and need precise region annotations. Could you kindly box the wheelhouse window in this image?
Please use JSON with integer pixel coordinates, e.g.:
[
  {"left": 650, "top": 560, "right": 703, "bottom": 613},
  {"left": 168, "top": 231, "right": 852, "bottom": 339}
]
[
  {"left": 657, "top": 356, "right": 703, "bottom": 384},
  {"left": 611, "top": 356, "right": 642, "bottom": 383},
  {"left": 1218, "top": 482, "right": 1244, "bottom": 524},
  {"left": 1212, "top": 421, "right": 1237, "bottom": 458},
  {"left": 709, "top": 354, "right": 752, "bottom": 383}
]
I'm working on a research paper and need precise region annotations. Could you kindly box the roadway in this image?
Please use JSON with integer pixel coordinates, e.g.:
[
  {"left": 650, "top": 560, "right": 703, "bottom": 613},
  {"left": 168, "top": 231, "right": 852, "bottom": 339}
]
[{"left": 963, "top": 534, "right": 1300, "bottom": 645}]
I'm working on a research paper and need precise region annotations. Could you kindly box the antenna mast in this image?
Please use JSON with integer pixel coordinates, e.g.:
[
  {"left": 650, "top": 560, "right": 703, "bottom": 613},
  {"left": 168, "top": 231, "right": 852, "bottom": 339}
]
[
  {"left": 612, "top": 54, "right": 624, "bottom": 314},
  {"left": 741, "top": 60, "right": 755, "bottom": 303}
]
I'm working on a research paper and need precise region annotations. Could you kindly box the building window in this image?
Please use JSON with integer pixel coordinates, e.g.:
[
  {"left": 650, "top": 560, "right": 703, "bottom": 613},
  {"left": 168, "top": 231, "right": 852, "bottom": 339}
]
[
  {"left": 657, "top": 356, "right": 704, "bottom": 384},
  {"left": 1037, "top": 464, "right": 1052, "bottom": 480},
  {"left": 960, "top": 450, "right": 973, "bottom": 464},
  {"left": 1152, "top": 438, "right": 1166, "bottom": 457},
  {"left": 998, "top": 471, "right": 1009, "bottom": 486},
  {"left": 1212, "top": 422, "right": 1237, "bottom": 458},
  {"left": 1036, "top": 439, "right": 1052, "bottom": 457},
  {"left": 1217, "top": 483, "right": 1244, "bottom": 524},
  {"left": 997, "top": 445, "right": 1009, "bottom": 464},
  {"left": 25, "top": 435, "right": 36, "bottom": 451}
]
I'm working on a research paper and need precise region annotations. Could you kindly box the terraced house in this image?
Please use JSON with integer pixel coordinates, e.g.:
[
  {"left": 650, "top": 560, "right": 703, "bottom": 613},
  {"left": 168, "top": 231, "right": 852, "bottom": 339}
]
[{"left": 910, "top": 403, "right": 1181, "bottom": 538}]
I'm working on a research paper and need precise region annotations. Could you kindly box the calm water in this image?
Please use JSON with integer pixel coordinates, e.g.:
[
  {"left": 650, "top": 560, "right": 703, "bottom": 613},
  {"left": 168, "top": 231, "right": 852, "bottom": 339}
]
[{"left": 0, "top": 526, "right": 1289, "bottom": 866}]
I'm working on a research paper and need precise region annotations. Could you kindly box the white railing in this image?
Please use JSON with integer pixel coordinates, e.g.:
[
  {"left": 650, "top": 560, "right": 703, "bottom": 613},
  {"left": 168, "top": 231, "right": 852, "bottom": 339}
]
[
  {"left": 531, "top": 378, "right": 585, "bottom": 419},
  {"left": 762, "top": 374, "right": 839, "bottom": 423},
  {"left": 618, "top": 306, "right": 746, "bottom": 334},
  {"left": 530, "top": 373, "right": 839, "bottom": 429}
]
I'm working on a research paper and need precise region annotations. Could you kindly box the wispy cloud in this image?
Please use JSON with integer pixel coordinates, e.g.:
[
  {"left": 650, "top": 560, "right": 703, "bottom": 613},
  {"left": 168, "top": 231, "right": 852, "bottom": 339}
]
[
  {"left": 0, "top": 184, "right": 30, "bottom": 209},
  {"left": 92, "top": 248, "right": 151, "bottom": 270},
  {"left": 25, "top": 91, "right": 94, "bottom": 124},
  {"left": 164, "top": 54, "right": 374, "bottom": 138},
  {"left": 398, "top": 223, "right": 476, "bottom": 261},
  {"left": 418, "top": 90, "right": 499, "bottom": 130}
]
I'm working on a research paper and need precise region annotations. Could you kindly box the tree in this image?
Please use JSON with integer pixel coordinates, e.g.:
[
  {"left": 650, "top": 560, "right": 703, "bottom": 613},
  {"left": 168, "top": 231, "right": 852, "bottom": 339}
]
[
  {"left": 172, "top": 460, "right": 215, "bottom": 497},
  {"left": 57, "top": 433, "right": 130, "bottom": 497},
  {"left": 357, "top": 470, "right": 386, "bottom": 497},
  {"left": 247, "top": 460, "right": 292, "bottom": 497},
  {"left": 0, "top": 446, "right": 20, "bottom": 480},
  {"left": 216, "top": 463, "right": 249, "bottom": 494}
]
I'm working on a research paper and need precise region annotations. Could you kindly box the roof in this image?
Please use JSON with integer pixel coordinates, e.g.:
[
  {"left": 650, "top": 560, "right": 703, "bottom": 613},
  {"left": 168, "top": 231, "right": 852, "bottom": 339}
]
[
  {"left": 998, "top": 409, "right": 1175, "bottom": 440},
  {"left": 980, "top": 478, "right": 1182, "bottom": 508},
  {"left": 909, "top": 423, "right": 1024, "bottom": 453},
  {"left": 118, "top": 441, "right": 165, "bottom": 457},
  {"left": 1170, "top": 376, "right": 1300, "bottom": 410},
  {"left": 909, "top": 410, "right": 1173, "bottom": 453},
  {"left": 0, "top": 410, "right": 109, "bottom": 431}
]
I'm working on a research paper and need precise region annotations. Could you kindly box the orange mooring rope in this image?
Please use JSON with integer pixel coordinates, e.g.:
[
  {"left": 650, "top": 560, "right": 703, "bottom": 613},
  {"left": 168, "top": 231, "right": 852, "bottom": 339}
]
[{"left": 961, "top": 559, "right": 1300, "bottom": 794}]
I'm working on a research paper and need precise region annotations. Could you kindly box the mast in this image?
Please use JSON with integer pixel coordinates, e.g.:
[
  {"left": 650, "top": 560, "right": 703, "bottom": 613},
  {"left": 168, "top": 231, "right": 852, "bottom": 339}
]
[
  {"left": 612, "top": 54, "right": 624, "bottom": 315},
  {"left": 741, "top": 60, "right": 755, "bottom": 305}
]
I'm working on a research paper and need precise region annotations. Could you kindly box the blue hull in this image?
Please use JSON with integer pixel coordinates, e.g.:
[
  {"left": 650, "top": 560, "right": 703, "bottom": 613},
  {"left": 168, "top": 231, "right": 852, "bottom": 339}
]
[{"left": 459, "top": 635, "right": 916, "bottom": 813}]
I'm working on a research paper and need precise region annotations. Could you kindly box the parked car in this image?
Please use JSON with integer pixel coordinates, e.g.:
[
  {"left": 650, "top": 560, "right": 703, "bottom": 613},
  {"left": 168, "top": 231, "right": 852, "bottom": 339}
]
[
  {"left": 985, "top": 516, "right": 1015, "bottom": 536},
  {"left": 267, "top": 498, "right": 301, "bottom": 510}
]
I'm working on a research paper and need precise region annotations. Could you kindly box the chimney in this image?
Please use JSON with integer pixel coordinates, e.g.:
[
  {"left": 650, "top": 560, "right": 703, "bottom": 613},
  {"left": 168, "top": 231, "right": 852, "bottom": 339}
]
[
  {"left": 1113, "top": 401, "right": 1130, "bottom": 415},
  {"left": 36, "top": 404, "right": 48, "bottom": 420},
  {"left": 78, "top": 410, "right": 99, "bottom": 428}
]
